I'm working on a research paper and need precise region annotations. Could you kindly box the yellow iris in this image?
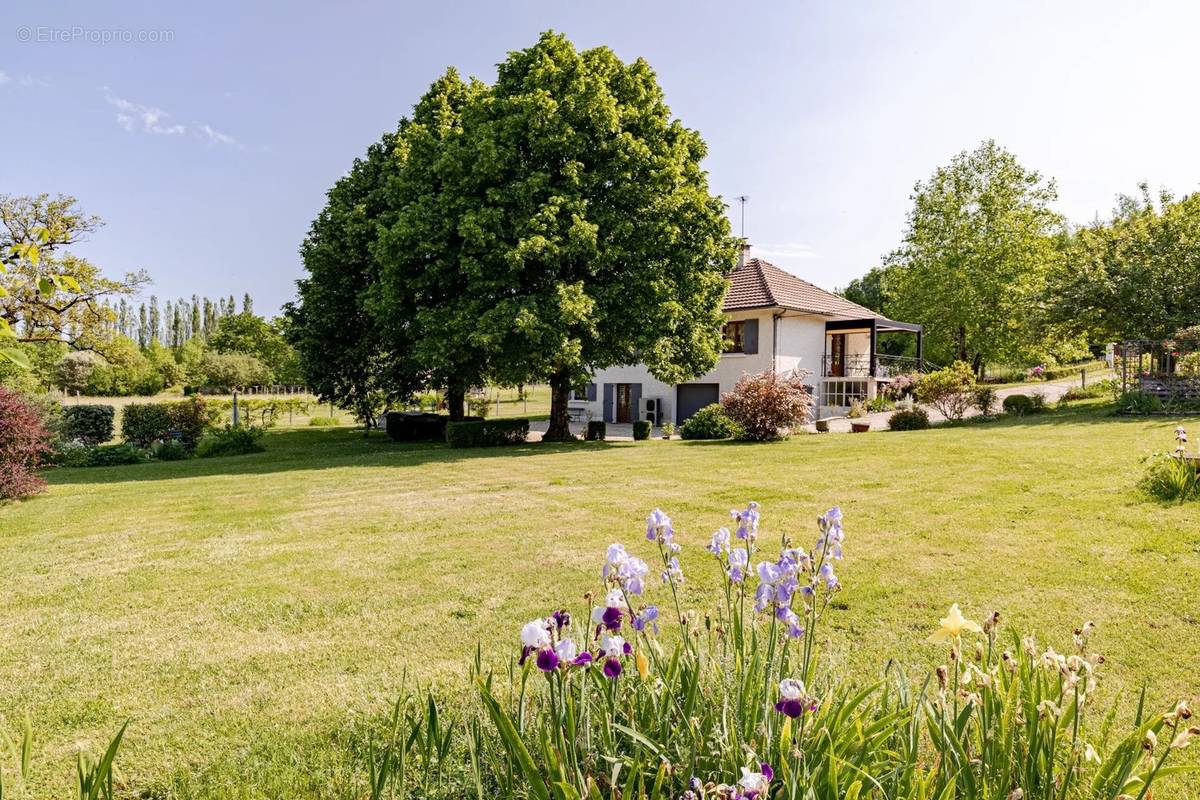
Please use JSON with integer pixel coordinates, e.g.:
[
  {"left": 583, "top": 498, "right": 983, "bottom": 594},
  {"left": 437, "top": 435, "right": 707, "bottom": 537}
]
[
  {"left": 635, "top": 650, "right": 650, "bottom": 679},
  {"left": 928, "top": 603, "right": 982, "bottom": 644}
]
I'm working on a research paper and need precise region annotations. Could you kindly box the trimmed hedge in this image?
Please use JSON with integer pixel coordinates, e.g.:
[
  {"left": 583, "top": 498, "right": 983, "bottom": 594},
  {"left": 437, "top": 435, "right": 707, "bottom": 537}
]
[
  {"left": 585, "top": 420, "right": 606, "bottom": 441},
  {"left": 887, "top": 408, "right": 930, "bottom": 431},
  {"left": 386, "top": 412, "right": 485, "bottom": 442},
  {"left": 121, "top": 398, "right": 215, "bottom": 449},
  {"left": 445, "top": 418, "right": 529, "bottom": 448},
  {"left": 632, "top": 419, "right": 651, "bottom": 440},
  {"left": 61, "top": 404, "right": 115, "bottom": 445}
]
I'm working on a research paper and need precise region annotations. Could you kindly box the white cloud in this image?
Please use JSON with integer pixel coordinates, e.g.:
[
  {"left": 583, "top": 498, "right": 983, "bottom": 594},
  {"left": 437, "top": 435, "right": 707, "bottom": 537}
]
[
  {"left": 0, "top": 71, "right": 10, "bottom": 84},
  {"left": 198, "top": 123, "right": 237, "bottom": 146},
  {"left": 753, "top": 242, "right": 821, "bottom": 261},
  {"left": 102, "top": 88, "right": 239, "bottom": 146},
  {"left": 104, "top": 89, "right": 186, "bottom": 135}
]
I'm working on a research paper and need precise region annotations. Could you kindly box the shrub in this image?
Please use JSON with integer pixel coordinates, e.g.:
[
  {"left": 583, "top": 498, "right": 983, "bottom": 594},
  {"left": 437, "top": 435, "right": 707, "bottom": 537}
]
[
  {"left": 972, "top": 385, "right": 998, "bottom": 417},
  {"left": 585, "top": 420, "right": 606, "bottom": 441},
  {"left": 866, "top": 395, "right": 893, "bottom": 412},
  {"left": 1002, "top": 393, "right": 1035, "bottom": 416},
  {"left": 308, "top": 415, "right": 338, "bottom": 426},
  {"left": 1116, "top": 391, "right": 1163, "bottom": 415},
  {"left": 1028, "top": 391, "right": 1049, "bottom": 413},
  {"left": 632, "top": 419, "right": 651, "bottom": 440},
  {"left": 1139, "top": 452, "right": 1198, "bottom": 503},
  {"left": 888, "top": 407, "right": 930, "bottom": 431},
  {"left": 196, "top": 425, "right": 266, "bottom": 458},
  {"left": 915, "top": 361, "right": 975, "bottom": 421},
  {"left": 679, "top": 403, "right": 742, "bottom": 440},
  {"left": 0, "top": 386, "right": 52, "bottom": 500},
  {"left": 721, "top": 369, "right": 813, "bottom": 441},
  {"left": 445, "top": 418, "right": 529, "bottom": 448},
  {"left": 467, "top": 394, "right": 492, "bottom": 418},
  {"left": 85, "top": 442, "right": 149, "bottom": 467},
  {"left": 846, "top": 399, "right": 867, "bottom": 419},
  {"left": 61, "top": 404, "right": 115, "bottom": 445},
  {"left": 153, "top": 440, "right": 190, "bottom": 461}
]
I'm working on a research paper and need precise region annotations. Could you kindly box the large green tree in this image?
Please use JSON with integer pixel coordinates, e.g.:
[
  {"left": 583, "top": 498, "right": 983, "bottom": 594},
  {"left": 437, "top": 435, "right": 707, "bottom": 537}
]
[
  {"left": 1049, "top": 186, "right": 1200, "bottom": 343},
  {"left": 209, "top": 311, "right": 299, "bottom": 383},
  {"left": 883, "top": 140, "right": 1063, "bottom": 372},
  {"left": 380, "top": 32, "right": 736, "bottom": 439},
  {"left": 286, "top": 133, "right": 425, "bottom": 430},
  {"left": 372, "top": 68, "right": 488, "bottom": 419}
]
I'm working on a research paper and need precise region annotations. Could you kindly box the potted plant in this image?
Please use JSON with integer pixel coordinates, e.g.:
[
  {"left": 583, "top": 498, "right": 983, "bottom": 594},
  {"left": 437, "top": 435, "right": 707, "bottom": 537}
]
[
  {"left": 661, "top": 421, "right": 675, "bottom": 440},
  {"left": 815, "top": 417, "right": 831, "bottom": 433},
  {"left": 848, "top": 399, "right": 870, "bottom": 433}
]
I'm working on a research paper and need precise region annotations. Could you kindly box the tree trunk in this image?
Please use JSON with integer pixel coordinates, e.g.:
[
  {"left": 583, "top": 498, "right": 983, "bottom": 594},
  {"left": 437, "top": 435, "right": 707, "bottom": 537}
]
[
  {"left": 971, "top": 352, "right": 984, "bottom": 379},
  {"left": 543, "top": 370, "right": 575, "bottom": 442},
  {"left": 446, "top": 383, "right": 466, "bottom": 421},
  {"left": 957, "top": 325, "right": 968, "bottom": 364}
]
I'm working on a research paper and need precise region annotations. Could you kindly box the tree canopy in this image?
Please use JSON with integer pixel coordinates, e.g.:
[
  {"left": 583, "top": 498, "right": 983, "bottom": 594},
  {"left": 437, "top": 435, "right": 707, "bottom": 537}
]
[
  {"left": 1048, "top": 186, "right": 1200, "bottom": 343},
  {"left": 882, "top": 140, "right": 1064, "bottom": 372},
  {"left": 294, "top": 31, "right": 737, "bottom": 437}
]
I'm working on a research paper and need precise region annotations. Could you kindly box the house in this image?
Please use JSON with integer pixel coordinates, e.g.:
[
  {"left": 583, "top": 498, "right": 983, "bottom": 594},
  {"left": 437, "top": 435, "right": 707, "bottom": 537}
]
[{"left": 573, "top": 244, "right": 924, "bottom": 425}]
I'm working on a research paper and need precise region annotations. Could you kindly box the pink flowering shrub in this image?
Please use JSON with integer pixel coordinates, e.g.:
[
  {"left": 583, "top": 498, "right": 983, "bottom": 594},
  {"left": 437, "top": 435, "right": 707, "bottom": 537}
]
[
  {"left": 720, "top": 370, "right": 813, "bottom": 440},
  {"left": 0, "top": 386, "right": 52, "bottom": 500}
]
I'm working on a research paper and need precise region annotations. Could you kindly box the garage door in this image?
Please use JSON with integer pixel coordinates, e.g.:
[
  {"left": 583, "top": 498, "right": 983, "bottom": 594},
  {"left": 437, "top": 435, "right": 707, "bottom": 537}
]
[{"left": 676, "top": 383, "right": 720, "bottom": 425}]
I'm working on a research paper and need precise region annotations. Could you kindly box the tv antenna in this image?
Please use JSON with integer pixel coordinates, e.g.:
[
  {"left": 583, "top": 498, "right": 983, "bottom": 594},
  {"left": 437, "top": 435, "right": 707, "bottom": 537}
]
[{"left": 736, "top": 195, "right": 749, "bottom": 238}]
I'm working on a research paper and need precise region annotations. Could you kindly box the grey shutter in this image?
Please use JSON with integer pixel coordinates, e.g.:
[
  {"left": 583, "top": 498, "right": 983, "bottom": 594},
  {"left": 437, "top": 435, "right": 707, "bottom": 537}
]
[
  {"left": 602, "top": 383, "right": 614, "bottom": 422},
  {"left": 586, "top": 382, "right": 597, "bottom": 401},
  {"left": 743, "top": 319, "right": 759, "bottom": 354},
  {"left": 630, "top": 383, "right": 642, "bottom": 422}
]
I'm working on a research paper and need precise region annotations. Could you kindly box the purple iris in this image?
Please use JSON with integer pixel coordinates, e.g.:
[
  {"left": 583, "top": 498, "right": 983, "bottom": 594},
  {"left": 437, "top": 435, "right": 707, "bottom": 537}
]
[
  {"left": 761, "top": 763, "right": 774, "bottom": 782},
  {"left": 603, "top": 657, "right": 622, "bottom": 679},
  {"left": 535, "top": 647, "right": 560, "bottom": 672},
  {"left": 518, "top": 646, "right": 533, "bottom": 666},
  {"left": 552, "top": 609, "right": 570, "bottom": 631},
  {"left": 774, "top": 698, "right": 804, "bottom": 718},
  {"left": 632, "top": 606, "right": 660, "bottom": 634},
  {"left": 572, "top": 651, "right": 593, "bottom": 667},
  {"left": 602, "top": 606, "right": 622, "bottom": 632}
]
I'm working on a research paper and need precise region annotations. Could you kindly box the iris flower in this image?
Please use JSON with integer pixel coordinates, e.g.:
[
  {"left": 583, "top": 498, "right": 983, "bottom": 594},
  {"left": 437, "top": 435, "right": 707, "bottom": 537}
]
[{"left": 928, "top": 603, "right": 983, "bottom": 644}]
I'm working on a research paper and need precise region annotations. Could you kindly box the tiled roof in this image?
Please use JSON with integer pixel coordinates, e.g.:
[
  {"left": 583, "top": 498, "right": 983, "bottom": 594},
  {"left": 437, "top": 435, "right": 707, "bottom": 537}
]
[{"left": 725, "top": 258, "right": 879, "bottom": 318}]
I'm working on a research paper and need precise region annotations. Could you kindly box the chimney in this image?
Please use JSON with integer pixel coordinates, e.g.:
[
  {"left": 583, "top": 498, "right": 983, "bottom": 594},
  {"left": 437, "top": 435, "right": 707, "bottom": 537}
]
[{"left": 736, "top": 240, "right": 751, "bottom": 269}]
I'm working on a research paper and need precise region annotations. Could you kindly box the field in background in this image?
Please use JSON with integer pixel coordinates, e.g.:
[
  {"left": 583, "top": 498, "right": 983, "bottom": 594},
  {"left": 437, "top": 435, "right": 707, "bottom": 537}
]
[{"left": 1, "top": 400, "right": 1197, "bottom": 797}]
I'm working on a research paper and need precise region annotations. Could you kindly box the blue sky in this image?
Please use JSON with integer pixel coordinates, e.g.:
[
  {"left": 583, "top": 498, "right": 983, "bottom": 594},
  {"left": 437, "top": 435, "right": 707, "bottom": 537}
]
[{"left": 3, "top": 0, "right": 1199, "bottom": 315}]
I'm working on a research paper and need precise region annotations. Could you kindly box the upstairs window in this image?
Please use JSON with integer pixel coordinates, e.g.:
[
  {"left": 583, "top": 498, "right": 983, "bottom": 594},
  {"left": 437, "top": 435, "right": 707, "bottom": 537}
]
[{"left": 723, "top": 321, "right": 746, "bottom": 354}]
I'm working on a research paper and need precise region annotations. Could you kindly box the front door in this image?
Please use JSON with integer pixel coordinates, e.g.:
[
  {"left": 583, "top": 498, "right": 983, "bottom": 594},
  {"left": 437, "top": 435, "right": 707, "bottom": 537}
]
[
  {"left": 615, "top": 384, "right": 632, "bottom": 423},
  {"left": 829, "top": 333, "right": 846, "bottom": 377}
]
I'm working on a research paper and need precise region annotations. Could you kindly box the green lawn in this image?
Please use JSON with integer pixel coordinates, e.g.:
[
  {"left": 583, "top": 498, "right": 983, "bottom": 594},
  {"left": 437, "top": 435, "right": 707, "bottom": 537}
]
[{"left": 1, "top": 401, "right": 1198, "bottom": 797}]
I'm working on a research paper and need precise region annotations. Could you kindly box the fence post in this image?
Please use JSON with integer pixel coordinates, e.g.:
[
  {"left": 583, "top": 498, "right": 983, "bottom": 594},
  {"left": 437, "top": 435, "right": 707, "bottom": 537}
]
[{"left": 232, "top": 390, "right": 239, "bottom": 427}]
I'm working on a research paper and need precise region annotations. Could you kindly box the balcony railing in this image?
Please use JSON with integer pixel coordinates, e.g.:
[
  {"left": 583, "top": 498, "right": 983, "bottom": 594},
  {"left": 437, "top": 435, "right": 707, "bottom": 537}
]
[{"left": 821, "top": 353, "right": 927, "bottom": 378}]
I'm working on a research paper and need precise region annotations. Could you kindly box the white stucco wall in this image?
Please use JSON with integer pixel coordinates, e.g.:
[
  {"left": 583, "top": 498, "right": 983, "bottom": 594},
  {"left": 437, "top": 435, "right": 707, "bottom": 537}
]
[{"left": 581, "top": 309, "right": 830, "bottom": 423}]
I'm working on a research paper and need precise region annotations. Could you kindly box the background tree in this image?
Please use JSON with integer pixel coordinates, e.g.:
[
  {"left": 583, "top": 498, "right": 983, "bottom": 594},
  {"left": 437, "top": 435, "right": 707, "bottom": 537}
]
[
  {"left": 1048, "top": 186, "right": 1200, "bottom": 343},
  {"left": 883, "top": 140, "right": 1063, "bottom": 373},
  {"left": 0, "top": 194, "right": 148, "bottom": 362},
  {"left": 209, "top": 311, "right": 298, "bottom": 383}
]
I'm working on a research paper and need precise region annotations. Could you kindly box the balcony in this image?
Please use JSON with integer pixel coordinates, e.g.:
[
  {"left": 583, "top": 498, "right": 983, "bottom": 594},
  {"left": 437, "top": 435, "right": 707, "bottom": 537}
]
[{"left": 821, "top": 353, "right": 927, "bottom": 379}]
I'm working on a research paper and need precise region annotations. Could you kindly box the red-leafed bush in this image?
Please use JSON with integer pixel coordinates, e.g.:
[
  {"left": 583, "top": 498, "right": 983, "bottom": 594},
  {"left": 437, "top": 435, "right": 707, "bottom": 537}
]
[
  {"left": 0, "top": 386, "right": 53, "bottom": 500},
  {"left": 721, "top": 370, "right": 814, "bottom": 441}
]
